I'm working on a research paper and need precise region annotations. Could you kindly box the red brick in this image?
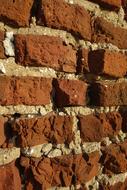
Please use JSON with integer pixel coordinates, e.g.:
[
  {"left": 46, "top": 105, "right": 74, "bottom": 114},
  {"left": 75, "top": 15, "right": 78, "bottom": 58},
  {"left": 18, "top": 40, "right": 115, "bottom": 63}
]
[
  {"left": 12, "top": 114, "right": 74, "bottom": 147},
  {"left": 53, "top": 79, "right": 88, "bottom": 107},
  {"left": 0, "top": 31, "right": 6, "bottom": 59},
  {"left": 78, "top": 48, "right": 89, "bottom": 73},
  {"left": 37, "top": 0, "right": 92, "bottom": 40},
  {"left": 88, "top": 50, "right": 127, "bottom": 78},
  {"left": 89, "top": 81, "right": 127, "bottom": 106},
  {"left": 92, "top": 17, "right": 127, "bottom": 49},
  {"left": 0, "top": 0, "right": 34, "bottom": 27},
  {"left": 0, "top": 161, "right": 21, "bottom": 190},
  {"left": 21, "top": 152, "right": 100, "bottom": 189},
  {"left": 0, "top": 117, "right": 8, "bottom": 146},
  {"left": 14, "top": 34, "right": 77, "bottom": 73},
  {"left": 101, "top": 141, "right": 127, "bottom": 174},
  {"left": 89, "top": 0, "right": 121, "bottom": 10},
  {"left": 0, "top": 76, "right": 52, "bottom": 106},
  {"left": 78, "top": 112, "right": 122, "bottom": 142}
]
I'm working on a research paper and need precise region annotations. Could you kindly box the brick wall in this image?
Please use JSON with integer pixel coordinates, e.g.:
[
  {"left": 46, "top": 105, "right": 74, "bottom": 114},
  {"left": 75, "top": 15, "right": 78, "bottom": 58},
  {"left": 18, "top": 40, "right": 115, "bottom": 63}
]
[{"left": 0, "top": 0, "right": 127, "bottom": 189}]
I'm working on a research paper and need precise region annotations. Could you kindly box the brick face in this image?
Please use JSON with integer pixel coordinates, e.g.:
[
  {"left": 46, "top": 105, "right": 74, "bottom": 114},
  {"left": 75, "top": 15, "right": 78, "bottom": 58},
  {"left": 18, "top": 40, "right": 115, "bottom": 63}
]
[
  {"left": 0, "top": 0, "right": 127, "bottom": 189},
  {"left": 92, "top": 17, "right": 127, "bottom": 49},
  {"left": 89, "top": 81, "right": 127, "bottom": 106},
  {"left": 0, "top": 76, "right": 52, "bottom": 106},
  {"left": 53, "top": 79, "right": 88, "bottom": 107},
  {"left": 0, "top": 31, "right": 6, "bottom": 59},
  {"left": 37, "top": 0, "right": 92, "bottom": 40},
  {"left": 0, "top": 0, "right": 34, "bottom": 27},
  {"left": 21, "top": 152, "right": 100, "bottom": 189},
  {"left": 0, "top": 117, "right": 8, "bottom": 146},
  {"left": 0, "top": 161, "right": 21, "bottom": 190},
  {"left": 12, "top": 114, "right": 74, "bottom": 147},
  {"left": 88, "top": 50, "right": 127, "bottom": 78},
  {"left": 101, "top": 142, "right": 127, "bottom": 174},
  {"left": 78, "top": 112, "right": 122, "bottom": 142},
  {"left": 14, "top": 34, "right": 77, "bottom": 73}
]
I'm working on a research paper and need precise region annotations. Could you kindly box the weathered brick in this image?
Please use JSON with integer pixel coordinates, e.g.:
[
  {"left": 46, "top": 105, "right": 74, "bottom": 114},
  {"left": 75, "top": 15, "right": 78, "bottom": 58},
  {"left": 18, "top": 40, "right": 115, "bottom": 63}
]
[
  {"left": 0, "top": 31, "right": 6, "bottom": 59},
  {"left": 21, "top": 152, "right": 100, "bottom": 189},
  {"left": 12, "top": 114, "right": 74, "bottom": 147},
  {"left": 101, "top": 141, "right": 127, "bottom": 174},
  {"left": 89, "top": 0, "right": 121, "bottom": 10},
  {"left": 14, "top": 34, "right": 77, "bottom": 73},
  {"left": 0, "top": 0, "right": 34, "bottom": 27},
  {"left": 0, "top": 117, "right": 8, "bottom": 146},
  {"left": 78, "top": 112, "right": 122, "bottom": 142},
  {"left": 88, "top": 50, "right": 127, "bottom": 78},
  {"left": 89, "top": 81, "right": 127, "bottom": 106},
  {"left": 92, "top": 17, "right": 127, "bottom": 49},
  {"left": 78, "top": 48, "right": 89, "bottom": 73},
  {"left": 37, "top": 0, "right": 92, "bottom": 40},
  {"left": 53, "top": 79, "right": 88, "bottom": 107},
  {"left": 0, "top": 76, "right": 52, "bottom": 106},
  {"left": 0, "top": 161, "right": 21, "bottom": 190}
]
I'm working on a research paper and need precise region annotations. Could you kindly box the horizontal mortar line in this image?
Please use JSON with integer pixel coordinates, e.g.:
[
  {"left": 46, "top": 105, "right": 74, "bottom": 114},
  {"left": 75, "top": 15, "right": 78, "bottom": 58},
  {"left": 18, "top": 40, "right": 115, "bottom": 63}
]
[
  {"left": 0, "top": 58, "right": 81, "bottom": 80},
  {"left": 78, "top": 40, "right": 127, "bottom": 52},
  {"left": 1, "top": 104, "right": 127, "bottom": 116},
  {"left": 65, "top": 0, "right": 127, "bottom": 29},
  {"left": 0, "top": 105, "right": 122, "bottom": 116},
  {"left": 2, "top": 58, "right": 127, "bottom": 83},
  {"left": 20, "top": 142, "right": 100, "bottom": 158},
  {"left": 0, "top": 104, "right": 53, "bottom": 115}
]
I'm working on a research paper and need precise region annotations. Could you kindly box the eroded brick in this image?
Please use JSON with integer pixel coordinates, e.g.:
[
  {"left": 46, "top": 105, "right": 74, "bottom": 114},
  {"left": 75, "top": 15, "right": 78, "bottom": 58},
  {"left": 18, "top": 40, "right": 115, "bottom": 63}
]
[
  {"left": 89, "top": 81, "right": 127, "bottom": 106},
  {"left": 0, "top": 31, "right": 6, "bottom": 59},
  {"left": 14, "top": 34, "right": 77, "bottom": 73},
  {"left": 21, "top": 152, "right": 100, "bottom": 189},
  {"left": 37, "top": 0, "right": 92, "bottom": 40},
  {"left": 78, "top": 112, "right": 122, "bottom": 142},
  {"left": 88, "top": 50, "right": 127, "bottom": 78},
  {"left": 0, "top": 76, "right": 52, "bottom": 106},
  {"left": 101, "top": 141, "right": 127, "bottom": 174},
  {"left": 0, "top": 161, "right": 21, "bottom": 190},
  {"left": 92, "top": 17, "right": 127, "bottom": 49},
  {"left": 53, "top": 79, "right": 88, "bottom": 107},
  {"left": 12, "top": 114, "right": 74, "bottom": 147},
  {"left": 0, "top": 0, "right": 34, "bottom": 27}
]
